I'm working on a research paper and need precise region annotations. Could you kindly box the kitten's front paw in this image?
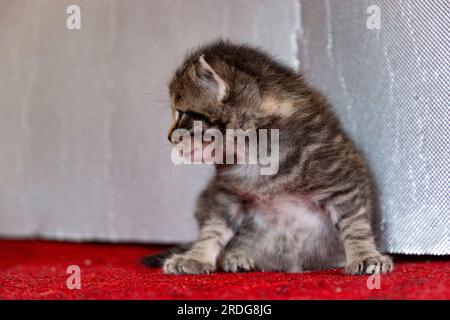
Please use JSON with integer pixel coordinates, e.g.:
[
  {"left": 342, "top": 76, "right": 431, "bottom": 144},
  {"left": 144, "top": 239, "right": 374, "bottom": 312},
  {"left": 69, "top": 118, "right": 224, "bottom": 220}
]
[
  {"left": 163, "top": 254, "right": 215, "bottom": 275},
  {"left": 220, "top": 251, "right": 255, "bottom": 272},
  {"left": 345, "top": 254, "right": 393, "bottom": 275}
]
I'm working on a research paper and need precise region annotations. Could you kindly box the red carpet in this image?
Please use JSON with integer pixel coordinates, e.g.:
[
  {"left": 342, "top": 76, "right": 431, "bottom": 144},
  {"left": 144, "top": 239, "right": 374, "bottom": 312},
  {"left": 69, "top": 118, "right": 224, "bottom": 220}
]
[{"left": 0, "top": 240, "right": 448, "bottom": 300}]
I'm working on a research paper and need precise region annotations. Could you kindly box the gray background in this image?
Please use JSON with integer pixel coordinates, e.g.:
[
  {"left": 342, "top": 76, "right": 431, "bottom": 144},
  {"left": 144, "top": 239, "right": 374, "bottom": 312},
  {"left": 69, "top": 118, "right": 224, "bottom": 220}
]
[
  {"left": 0, "top": 0, "right": 299, "bottom": 243},
  {"left": 299, "top": 0, "right": 449, "bottom": 254},
  {"left": 0, "top": 0, "right": 448, "bottom": 254}
]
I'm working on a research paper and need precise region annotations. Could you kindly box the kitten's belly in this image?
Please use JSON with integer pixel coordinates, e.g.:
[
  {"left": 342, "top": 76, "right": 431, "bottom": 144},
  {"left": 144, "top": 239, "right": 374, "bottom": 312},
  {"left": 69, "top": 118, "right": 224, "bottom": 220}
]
[{"left": 248, "top": 195, "right": 345, "bottom": 272}]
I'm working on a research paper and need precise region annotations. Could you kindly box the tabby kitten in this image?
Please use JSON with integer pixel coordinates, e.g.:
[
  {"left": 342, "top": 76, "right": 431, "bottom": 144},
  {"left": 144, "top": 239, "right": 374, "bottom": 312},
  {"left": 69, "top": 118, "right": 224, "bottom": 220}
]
[{"left": 142, "top": 40, "right": 393, "bottom": 275}]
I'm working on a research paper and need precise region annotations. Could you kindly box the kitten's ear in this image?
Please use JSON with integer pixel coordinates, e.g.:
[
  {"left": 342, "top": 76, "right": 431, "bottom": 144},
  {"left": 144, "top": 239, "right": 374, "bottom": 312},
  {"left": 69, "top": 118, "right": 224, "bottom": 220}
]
[{"left": 196, "top": 55, "right": 228, "bottom": 102}]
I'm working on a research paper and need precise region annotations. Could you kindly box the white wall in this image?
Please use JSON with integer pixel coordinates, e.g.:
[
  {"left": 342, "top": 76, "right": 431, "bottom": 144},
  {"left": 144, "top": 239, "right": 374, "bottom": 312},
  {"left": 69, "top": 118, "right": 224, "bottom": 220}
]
[{"left": 0, "top": 0, "right": 299, "bottom": 242}]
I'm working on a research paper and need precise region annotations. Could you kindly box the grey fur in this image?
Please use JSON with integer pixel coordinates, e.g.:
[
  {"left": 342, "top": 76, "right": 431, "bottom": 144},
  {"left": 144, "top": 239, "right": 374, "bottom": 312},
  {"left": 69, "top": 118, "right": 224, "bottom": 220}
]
[{"left": 157, "top": 40, "right": 393, "bottom": 275}]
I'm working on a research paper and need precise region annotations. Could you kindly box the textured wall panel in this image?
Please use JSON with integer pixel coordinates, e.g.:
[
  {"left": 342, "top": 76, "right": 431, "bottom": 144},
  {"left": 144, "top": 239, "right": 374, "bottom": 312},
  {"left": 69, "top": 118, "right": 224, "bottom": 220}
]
[
  {"left": 1, "top": 0, "right": 447, "bottom": 255},
  {"left": 299, "top": 0, "right": 449, "bottom": 254},
  {"left": 0, "top": 0, "right": 299, "bottom": 242}
]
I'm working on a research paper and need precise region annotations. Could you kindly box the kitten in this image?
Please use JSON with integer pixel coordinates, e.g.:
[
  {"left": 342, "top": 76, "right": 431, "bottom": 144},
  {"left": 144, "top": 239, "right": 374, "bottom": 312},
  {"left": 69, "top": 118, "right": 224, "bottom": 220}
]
[{"left": 142, "top": 40, "right": 393, "bottom": 275}]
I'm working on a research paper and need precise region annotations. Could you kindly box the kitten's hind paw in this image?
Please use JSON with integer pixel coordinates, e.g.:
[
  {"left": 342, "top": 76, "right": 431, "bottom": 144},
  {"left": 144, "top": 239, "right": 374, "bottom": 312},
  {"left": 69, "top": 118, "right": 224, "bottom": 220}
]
[
  {"left": 163, "top": 254, "right": 215, "bottom": 275},
  {"left": 220, "top": 251, "right": 255, "bottom": 273},
  {"left": 345, "top": 255, "right": 393, "bottom": 275}
]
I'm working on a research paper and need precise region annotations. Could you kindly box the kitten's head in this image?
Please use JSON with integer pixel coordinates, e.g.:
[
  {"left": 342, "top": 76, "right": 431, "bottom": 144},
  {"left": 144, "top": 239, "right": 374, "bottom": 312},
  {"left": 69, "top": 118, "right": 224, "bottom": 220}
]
[{"left": 167, "top": 40, "right": 299, "bottom": 142}]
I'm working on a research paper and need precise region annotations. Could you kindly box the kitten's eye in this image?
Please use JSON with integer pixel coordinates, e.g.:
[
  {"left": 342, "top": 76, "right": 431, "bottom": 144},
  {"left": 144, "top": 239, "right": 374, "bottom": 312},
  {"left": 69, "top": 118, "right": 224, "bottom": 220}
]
[
  {"left": 174, "top": 94, "right": 182, "bottom": 103},
  {"left": 184, "top": 111, "right": 211, "bottom": 124}
]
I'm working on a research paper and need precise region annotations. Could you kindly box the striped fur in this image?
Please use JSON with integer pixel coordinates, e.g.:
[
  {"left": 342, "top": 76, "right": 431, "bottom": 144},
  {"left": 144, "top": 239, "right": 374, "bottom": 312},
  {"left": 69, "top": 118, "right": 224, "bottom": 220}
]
[{"left": 146, "top": 40, "right": 392, "bottom": 275}]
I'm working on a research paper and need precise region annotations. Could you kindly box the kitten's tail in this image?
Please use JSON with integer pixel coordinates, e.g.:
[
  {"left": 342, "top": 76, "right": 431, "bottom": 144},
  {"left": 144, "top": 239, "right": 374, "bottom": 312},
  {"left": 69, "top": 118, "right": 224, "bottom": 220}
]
[{"left": 141, "top": 244, "right": 191, "bottom": 267}]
